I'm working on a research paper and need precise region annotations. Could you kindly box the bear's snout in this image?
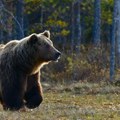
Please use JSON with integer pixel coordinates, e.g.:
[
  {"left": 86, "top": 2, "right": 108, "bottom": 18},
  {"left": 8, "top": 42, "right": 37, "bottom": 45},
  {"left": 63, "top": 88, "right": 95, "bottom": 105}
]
[{"left": 54, "top": 51, "right": 61, "bottom": 61}]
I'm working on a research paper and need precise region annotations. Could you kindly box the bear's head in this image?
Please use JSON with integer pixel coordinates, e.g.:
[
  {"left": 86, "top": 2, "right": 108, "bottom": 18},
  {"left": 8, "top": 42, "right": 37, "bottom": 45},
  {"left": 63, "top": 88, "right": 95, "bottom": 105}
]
[{"left": 28, "top": 30, "right": 61, "bottom": 63}]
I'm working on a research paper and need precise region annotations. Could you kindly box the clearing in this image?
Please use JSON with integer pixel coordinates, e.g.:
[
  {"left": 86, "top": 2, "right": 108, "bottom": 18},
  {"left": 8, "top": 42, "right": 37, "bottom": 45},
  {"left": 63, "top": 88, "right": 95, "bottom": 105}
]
[{"left": 0, "top": 82, "right": 120, "bottom": 120}]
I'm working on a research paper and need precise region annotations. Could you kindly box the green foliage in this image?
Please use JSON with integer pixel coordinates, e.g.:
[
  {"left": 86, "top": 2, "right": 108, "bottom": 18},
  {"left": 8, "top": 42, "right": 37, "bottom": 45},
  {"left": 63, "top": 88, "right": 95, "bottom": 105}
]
[
  {"left": 1, "top": 0, "right": 115, "bottom": 44},
  {"left": 24, "top": 0, "right": 71, "bottom": 39},
  {"left": 101, "top": 0, "right": 113, "bottom": 24},
  {"left": 16, "top": 0, "right": 114, "bottom": 44},
  {"left": 61, "top": 29, "right": 70, "bottom": 36}
]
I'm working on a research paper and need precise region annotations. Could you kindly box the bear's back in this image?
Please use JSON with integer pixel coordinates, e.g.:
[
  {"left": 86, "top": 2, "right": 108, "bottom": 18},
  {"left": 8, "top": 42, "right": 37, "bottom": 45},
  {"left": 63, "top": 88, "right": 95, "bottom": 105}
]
[
  {"left": 0, "top": 40, "right": 19, "bottom": 61},
  {"left": 0, "top": 44, "right": 5, "bottom": 51},
  {"left": 4, "top": 40, "right": 19, "bottom": 49}
]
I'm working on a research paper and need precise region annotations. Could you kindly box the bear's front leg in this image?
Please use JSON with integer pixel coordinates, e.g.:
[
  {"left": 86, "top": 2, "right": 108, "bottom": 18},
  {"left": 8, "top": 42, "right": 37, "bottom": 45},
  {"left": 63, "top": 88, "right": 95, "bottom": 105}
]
[
  {"left": 25, "top": 84, "right": 43, "bottom": 109},
  {"left": 25, "top": 72, "right": 43, "bottom": 109},
  {"left": 3, "top": 96, "right": 24, "bottom": 111},
  {"left": 1, "top": 75, "right": 27, "bottom": 110}
]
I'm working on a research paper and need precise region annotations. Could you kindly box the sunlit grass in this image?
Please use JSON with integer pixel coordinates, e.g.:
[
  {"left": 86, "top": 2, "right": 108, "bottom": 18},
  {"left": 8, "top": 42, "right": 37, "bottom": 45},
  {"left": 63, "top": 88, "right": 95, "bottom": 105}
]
[{"left": 0, "top": 82, "right": 120, "bottom": 120}]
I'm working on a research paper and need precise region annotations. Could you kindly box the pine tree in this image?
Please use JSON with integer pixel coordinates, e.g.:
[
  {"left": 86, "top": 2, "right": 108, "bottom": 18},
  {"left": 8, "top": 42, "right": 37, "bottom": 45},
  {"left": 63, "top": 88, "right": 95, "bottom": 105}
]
[
  {"left": 93, "top": 0, "right": 101, "bottom": 46},
  {"left": 71, "top": 1, "right": 75, "bottom": 52},
  {"left": 15, "top": 0, "right": 24, "bottom": 39},
  {"left": 110, "top": 0, "right": 117, "bottom": 81},
  {"left": 116, "top": 0, "right": 120, "bottom": 67},
  {"left": 76, "top": 0, "right": 81, "bottom": 52}
]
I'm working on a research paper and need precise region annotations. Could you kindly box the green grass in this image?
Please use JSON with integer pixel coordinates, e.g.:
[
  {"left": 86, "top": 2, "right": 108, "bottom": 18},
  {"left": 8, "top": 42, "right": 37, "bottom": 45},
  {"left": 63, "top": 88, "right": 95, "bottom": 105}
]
[{"left": 0, "top": 82, "right": 120, "bottom": 120}]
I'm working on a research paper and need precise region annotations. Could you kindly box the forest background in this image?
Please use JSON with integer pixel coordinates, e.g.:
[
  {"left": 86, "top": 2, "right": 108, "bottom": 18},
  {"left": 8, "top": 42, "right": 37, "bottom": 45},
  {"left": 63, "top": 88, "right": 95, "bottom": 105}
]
[
  {"left": 0, "top": 0, "right": 119, "bottom": 83},
  {"left": 0, "top": 0, "right": 120, "bottom": 119}
]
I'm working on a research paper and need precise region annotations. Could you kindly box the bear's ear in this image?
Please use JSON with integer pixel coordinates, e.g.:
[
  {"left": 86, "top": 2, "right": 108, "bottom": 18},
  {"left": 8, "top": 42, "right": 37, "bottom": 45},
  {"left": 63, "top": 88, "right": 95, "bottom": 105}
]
[
  {"left": 29, "top": 33, "right": 38, "bottom": 44},
  {"left": 42, "top": 30, "right": 50, "bottom": 39}
]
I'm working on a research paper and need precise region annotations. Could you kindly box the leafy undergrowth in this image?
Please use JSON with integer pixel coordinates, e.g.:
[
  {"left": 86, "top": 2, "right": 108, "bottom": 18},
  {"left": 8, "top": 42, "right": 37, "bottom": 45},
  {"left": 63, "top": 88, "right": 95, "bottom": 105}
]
[
  {"left": 0, "top": 82, "right": 120, "bottom": 120},
  {"left": 42, "top": 45, "right": 111, "bottom": 83}
]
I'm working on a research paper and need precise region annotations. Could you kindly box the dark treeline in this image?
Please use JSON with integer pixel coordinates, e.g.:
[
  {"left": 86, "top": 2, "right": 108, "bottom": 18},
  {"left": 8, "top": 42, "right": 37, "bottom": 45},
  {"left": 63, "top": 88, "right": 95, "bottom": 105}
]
[
  {"left": 0, "top": 0, "right": 113, "bottom": 45},
  {"left": 0, "top": 0, "right": 120, "bottom": 82}
]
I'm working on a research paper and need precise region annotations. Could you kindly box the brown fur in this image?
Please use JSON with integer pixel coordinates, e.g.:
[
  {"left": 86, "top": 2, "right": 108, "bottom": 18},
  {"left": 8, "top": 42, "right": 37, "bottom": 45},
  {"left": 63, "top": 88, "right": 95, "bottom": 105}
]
[
  {"left": 0, "top": 44, "right": 5, "bottom": 51},
  {"left": 0, "top": 30, "right": 61, "bottom": 110}
]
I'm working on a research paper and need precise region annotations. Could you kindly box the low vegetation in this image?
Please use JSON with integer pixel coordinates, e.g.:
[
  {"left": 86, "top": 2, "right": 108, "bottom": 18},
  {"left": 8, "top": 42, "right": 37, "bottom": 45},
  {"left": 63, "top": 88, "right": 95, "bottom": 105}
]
[
  {"left": 0, "top": 82, "right": 120, "bottom": 120},
  {"left": 42, "top": 45, "right": 112, "bottom": 84}
]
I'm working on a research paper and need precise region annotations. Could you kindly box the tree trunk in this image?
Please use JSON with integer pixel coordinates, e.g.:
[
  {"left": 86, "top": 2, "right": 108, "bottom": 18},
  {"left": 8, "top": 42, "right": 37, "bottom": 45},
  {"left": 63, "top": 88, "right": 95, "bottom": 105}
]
[
  {"left": 116, "top": 0, "right": 120, "bottom": 67},
  {"left": 93, "top": 0, "right": 101, "bottom": 46},
  {"left": 40, "top": 5, "right": 43, "bottom": 31},
  {"left": 0, "top": 0, "right": 3, "bottom": 43},
  {"left": 15, "top": 0, "right": 24, "bottom": 39},
  {"left": 110, "top": 0, "right": 117, "bottom": 81},
  {"left": 71, "top": 2, "right": 75, "bottom": 52},
  {"left": 76, "top": 0, "right": 81, "bottom": 52},
  {"left": 6, "top": 1, "right": 13, "bottom": 41}
]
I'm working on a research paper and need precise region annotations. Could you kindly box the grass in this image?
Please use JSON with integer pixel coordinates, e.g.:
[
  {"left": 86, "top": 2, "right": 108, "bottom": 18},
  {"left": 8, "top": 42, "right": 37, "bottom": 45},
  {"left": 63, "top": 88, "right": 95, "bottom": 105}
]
[{"left": 0, "top": 82, "right": 120, "bottom": 120}]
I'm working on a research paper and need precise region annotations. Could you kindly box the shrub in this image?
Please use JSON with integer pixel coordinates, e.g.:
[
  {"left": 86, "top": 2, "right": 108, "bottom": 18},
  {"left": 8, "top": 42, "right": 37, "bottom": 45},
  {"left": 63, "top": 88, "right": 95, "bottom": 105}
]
[{"left": 41, "top": 45, "right": 110, "bottom": 84}]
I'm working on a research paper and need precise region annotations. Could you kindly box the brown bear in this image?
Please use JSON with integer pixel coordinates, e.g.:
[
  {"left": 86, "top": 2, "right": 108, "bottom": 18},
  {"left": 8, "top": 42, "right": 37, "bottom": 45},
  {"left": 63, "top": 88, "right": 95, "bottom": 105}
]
[{"left": 0, "top": 30, "right": 61, "bottom": 110}]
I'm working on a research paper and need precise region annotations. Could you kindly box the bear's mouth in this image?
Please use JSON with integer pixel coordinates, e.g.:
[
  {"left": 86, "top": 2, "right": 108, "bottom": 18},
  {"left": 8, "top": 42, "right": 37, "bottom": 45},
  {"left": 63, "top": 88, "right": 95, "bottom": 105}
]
[
  {"left": 53, "top": 52, "right": 61, "bottom": 62},
  {"left": 54, "top": 56, "right": 60, "bottom": 62}
]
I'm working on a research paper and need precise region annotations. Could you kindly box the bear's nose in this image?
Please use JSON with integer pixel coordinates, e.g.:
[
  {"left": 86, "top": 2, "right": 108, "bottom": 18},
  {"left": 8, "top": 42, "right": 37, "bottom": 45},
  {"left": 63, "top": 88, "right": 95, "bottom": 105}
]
[
  {"left": 55, "top": 51, "right": 61, "bottom": 60},
  {"left": 56, "top": 51, "right": 61, "bottom": 57}
]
